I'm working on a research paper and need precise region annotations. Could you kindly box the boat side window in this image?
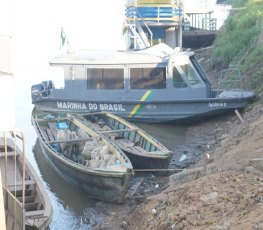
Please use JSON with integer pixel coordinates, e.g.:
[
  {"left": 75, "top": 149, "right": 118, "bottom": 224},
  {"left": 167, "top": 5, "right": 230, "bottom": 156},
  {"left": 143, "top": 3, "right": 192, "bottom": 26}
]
[
  {"left": 181, "top": 64, "right": 201, "bottom": 85},
  {"left": 173, "top": 66, "right": 187, "bottom": 88},
  {"left": 130, "top": 67, "right": 166, "bottom": 89},
  {"left": 87, "top": 68, "right": 124, "bottom": 90}
]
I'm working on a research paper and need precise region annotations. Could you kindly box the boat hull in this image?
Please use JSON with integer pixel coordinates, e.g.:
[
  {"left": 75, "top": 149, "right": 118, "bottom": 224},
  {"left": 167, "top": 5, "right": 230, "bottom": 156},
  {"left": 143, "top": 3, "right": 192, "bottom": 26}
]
[
  {"left": 124, "top": 151, "right": 172, "bottom": 169},
  {"left": 33, "top": 93, "right": 254, "bottom": 123},
  {"left": 37, "top": 138, "right": 131, "bottom": 203},
  {"left": 32, "top": 112, "right": 133, "bottom": 204}
]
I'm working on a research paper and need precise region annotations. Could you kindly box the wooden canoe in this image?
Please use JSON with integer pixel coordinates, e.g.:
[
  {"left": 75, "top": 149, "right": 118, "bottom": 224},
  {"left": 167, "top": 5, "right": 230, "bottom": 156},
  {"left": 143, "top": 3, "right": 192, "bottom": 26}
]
[
  {"left": 0, "top": 136, "right": 52, "bottom": 229},
  {"left": 73, "top": 112, "right": 173, "bottom": 170},
  {"left": 32, "top": 112, "right": 133, "bottom": 204}
]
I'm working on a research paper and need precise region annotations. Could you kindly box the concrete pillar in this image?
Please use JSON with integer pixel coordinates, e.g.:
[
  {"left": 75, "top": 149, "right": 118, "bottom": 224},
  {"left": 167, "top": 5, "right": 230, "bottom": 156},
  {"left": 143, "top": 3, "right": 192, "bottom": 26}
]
[
  {"left": 165, "top": 27, "right": 176, "bottom": 48},
  {"left": 165, "top": 25, "right": 182, "bottom": 49}
]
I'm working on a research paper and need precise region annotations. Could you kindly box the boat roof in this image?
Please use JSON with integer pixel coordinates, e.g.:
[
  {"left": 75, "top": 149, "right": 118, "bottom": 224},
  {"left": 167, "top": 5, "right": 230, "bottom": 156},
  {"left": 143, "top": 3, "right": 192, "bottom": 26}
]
[{"left": 50, "top": 43, "right": 193, "bottom": 66}]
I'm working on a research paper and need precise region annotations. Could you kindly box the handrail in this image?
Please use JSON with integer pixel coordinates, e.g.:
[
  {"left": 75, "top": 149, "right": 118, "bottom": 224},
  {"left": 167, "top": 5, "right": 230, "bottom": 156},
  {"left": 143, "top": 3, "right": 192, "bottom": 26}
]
[
  {"left": 125, "top": 2, "right": 183, "bottom": 23},
  {"left": 217, "top": 65, "right": 247, "bottom": 96},
  {"left": 133, "top": 7, "right": 153, "bottom": 46}
]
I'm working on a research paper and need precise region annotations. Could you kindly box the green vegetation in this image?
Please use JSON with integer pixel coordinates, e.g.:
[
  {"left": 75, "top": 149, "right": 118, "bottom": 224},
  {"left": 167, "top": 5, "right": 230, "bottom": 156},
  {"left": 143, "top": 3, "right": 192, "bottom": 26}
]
[{"left": 210, "top": 0, "right": 263, "bottom": 94}]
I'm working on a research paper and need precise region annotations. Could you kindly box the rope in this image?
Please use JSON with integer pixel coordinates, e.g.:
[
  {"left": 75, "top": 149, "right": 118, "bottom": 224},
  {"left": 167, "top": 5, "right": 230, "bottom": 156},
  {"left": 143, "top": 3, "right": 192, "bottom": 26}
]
[{"left": 134, "top": 168, "right": 183, "bottom": 172}]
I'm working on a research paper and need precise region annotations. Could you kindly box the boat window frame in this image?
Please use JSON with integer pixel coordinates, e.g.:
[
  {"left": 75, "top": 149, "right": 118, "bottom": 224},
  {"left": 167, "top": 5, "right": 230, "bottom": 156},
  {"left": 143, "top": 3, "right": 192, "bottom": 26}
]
[
  {"left": 85, "top": 65, "right": 126, "bottom": 90},
  {"left": 172, "top": 65, "right": 188, "bottom": 88},
  {"left": 189, "top": 55, "right": 210, "bottom": 83},
  {"left": 128, "top": 63, "right": 168, "bottom": 90},
  {"left": 175, "top": 59, "right": 204, "bottom": 87}
]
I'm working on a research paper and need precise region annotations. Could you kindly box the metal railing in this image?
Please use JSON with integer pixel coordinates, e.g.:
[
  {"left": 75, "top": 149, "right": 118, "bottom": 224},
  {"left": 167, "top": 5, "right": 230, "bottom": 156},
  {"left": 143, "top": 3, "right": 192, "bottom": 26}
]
[
  {"left": 218, "top": 65, "right": 248, "bottom": 94},
  {"left": 202, "top": 18, "right": 217, "bottom": 31},
  {"left": 126, "top": 3, "right": 183, "bottom": 23}
]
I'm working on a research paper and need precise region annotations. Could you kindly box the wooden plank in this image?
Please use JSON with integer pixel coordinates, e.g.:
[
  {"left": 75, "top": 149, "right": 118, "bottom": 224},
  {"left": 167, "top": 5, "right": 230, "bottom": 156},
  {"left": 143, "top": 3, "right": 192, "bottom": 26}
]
[
  {"left": 0, "top": 157, "right": 23, "bottom": 186},
  {"left": 40, "top": 128, "right": 49, "bottom": 141},
  {"left": 48, "top": 122, "right": 59, "bottom": 137},
  {"left": 133, "top": 146, "right": 146, "bottom": 153},
  {"left": 116, "top": 139, "right": 134, "bottom": 148},
  {"left": 25, "top": 202, "right": 39, "bottom": 211},
  {"left": 6, "top": 180, "right": 36, "bottom": 187},
  {"left": 46, "top": 137, "right": 92, "bottom": 144},
  {"left": 25, "top": 210, "right": 45, "bottom": 217},
  {"left": 99, "top": 128, "right": 138, "bottom": 134},
  {"left": 0, "top": 151, "right": 17, "bottom": 158},
  {"left": 35, "top": 117, "right": 70, "bottom": 122},
  {"left": 17, "top": 195, "right": 35, "bottom": 203},
  {"left": 46, "top": 129, "right": 55, "bottom": 141}
]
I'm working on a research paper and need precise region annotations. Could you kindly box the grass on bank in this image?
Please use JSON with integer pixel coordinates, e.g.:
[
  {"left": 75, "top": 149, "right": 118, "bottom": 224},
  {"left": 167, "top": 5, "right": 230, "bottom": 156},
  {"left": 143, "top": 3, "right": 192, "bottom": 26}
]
[{"left": 209, "top": 0, "right": 263, "bottom": 94}]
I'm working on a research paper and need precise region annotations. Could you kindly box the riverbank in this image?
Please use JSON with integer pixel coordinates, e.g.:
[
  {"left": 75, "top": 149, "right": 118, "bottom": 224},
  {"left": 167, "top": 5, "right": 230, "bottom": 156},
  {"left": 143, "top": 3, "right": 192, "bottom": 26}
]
[{"left": 93, "top": 95, "right": 262, "bottom": 229}]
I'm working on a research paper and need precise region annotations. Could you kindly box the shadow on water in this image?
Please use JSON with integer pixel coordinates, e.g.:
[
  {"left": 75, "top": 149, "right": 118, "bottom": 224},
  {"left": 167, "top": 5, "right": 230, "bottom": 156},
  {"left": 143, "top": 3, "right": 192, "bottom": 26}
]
[{"left": 134, "top": 122, "right": 188, "bottom": 150}]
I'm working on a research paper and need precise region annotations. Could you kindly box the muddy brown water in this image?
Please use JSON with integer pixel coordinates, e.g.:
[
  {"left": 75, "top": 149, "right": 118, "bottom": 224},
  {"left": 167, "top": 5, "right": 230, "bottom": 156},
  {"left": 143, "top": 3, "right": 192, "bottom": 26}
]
[{"left": 15, "top": 79, "right": 188, "bottom": 229}]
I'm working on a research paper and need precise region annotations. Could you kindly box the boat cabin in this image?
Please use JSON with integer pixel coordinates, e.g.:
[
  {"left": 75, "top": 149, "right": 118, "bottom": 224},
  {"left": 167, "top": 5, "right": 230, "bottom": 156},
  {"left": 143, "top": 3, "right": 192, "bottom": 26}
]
[{"left": 44, "top": 44, "right": 211, "bottom": 102}]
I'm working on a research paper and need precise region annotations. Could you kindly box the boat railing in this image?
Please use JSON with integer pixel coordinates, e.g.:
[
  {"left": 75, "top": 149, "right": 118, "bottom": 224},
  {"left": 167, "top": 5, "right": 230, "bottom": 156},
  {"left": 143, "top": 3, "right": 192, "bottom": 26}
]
[{"left": 217, "top": 65, "right": 248, "bottom": 95}]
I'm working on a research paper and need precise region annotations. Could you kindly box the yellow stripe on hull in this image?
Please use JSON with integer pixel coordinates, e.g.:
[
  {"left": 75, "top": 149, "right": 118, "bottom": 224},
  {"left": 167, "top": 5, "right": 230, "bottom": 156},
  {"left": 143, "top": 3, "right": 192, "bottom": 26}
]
[{"left": 128, "top": 90, "right": 152, "bottom": 118}]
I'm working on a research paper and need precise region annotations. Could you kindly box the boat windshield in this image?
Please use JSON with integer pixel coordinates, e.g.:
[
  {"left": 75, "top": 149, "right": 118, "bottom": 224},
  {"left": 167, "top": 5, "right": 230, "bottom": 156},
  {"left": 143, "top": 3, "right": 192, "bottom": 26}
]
[
  {"left": 172, "top": 58, "right": 201, "bottom": 87},
  {"left": 189, "top": 55, "right": 210, "bottom": 83},
  {"left": 173, "top": 67, "right": 187, "bottom": 88},
  {"left": 31, "top": 84, "right": 44, "bottom": 92},
  {"left": 180, "top": 63, "right": 201, "bottom": 85},
  {"left": 190, "top": 55, "right": 212, "bottom": 96}
]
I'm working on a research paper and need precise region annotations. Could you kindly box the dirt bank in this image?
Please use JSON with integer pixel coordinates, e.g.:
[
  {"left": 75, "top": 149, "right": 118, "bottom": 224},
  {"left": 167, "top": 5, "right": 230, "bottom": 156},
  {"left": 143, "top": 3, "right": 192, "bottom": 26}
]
[{"left": 94, "top": 97, "right": 263, "bottom": 229}]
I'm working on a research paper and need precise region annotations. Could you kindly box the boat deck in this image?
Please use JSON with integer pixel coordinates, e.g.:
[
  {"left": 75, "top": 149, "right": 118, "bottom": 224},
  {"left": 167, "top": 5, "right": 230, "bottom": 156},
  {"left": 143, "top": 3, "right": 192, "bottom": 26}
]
[
  {"left": 0, "top": 153, "right": 36, "bottom": 190},
  {"left": 86, "top": 120, "right": 148, "bottom": 154}
]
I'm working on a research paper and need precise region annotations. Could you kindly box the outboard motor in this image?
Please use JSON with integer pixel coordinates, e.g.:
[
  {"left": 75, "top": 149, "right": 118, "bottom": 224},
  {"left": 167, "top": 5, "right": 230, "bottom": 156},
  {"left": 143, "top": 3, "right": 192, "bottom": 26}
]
[
  {"left": 41, "top": 80, "right": 55, "bottom": 96},
  {"left": 31, "top": 83, "right": 45, "bottom": 101}
]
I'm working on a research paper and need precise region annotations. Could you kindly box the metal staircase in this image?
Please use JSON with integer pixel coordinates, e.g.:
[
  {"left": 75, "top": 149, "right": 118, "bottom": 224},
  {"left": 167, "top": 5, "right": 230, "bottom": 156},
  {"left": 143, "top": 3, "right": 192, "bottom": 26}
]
[
  {"left": 125, "top": 1, "right": 183, "bottom": 49},
  {"left": 125, "top": 6, "right": 153, "bottom": 49},
  {"left": 126, "top": 21, "right": 151, "bottom": 49}
]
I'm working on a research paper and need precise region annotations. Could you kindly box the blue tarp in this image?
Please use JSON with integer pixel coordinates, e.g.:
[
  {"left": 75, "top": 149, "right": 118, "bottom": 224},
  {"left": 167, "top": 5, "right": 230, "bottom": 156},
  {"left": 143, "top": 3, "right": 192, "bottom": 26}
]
[
  {"left": 45, "top": 114, "right": 56, "bottom": 119},
  {"left": 56, "top": 122, "right": 69, "bottom": 130}
]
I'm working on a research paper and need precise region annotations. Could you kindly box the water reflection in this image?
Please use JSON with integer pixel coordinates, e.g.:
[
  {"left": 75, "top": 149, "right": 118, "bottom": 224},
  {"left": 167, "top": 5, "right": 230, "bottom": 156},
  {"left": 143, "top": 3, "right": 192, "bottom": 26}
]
[{"left": 33, "top": 138, "right": 102, "bottom": 230}]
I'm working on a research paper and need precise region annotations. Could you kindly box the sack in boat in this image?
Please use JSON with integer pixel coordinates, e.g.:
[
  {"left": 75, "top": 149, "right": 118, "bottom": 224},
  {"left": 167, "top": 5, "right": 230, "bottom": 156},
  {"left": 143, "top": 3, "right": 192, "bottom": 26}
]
[
  {"left": 85, "top": 159, "right": 102, "bottom": 168},
  {"left": 100, "top": 145, "right": 109, "bottom": 156},
  {"left": 90, "top": 147, "right": 102, "bottom": 159},
  {"left": 100, "top": 159, "right": 108, "bottom": 168},
  {"left": 106, "top": 155, "right": 117, "bottom": 167},
  {"left": 82, "top": 142, "right": 98, "bottom": 160}
]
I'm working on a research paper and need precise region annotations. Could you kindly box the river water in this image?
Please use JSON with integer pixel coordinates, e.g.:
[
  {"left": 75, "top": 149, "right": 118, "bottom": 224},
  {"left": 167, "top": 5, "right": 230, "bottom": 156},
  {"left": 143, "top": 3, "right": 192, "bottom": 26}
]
[{"left": 14, "top": 78, "right": 188, "bottom": 229}]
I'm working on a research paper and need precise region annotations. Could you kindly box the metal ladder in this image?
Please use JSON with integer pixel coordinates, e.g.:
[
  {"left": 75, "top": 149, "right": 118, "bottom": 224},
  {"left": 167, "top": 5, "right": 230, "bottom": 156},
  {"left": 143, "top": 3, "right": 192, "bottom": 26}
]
[{"left": 126, "top": 7, "right": 153, "bottom": 49}]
